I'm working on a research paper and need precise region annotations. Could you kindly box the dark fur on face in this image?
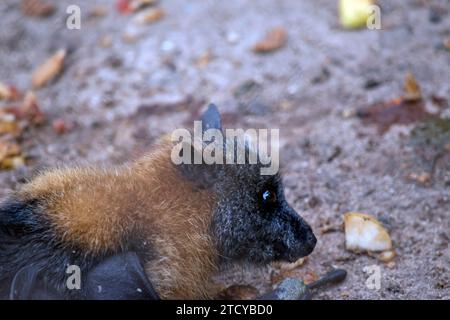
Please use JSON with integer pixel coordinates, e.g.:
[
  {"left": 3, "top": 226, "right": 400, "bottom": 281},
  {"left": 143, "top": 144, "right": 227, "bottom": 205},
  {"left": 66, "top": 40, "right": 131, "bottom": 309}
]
[{"left": 211, "top": 160, "right": 316, "bottom": 264}]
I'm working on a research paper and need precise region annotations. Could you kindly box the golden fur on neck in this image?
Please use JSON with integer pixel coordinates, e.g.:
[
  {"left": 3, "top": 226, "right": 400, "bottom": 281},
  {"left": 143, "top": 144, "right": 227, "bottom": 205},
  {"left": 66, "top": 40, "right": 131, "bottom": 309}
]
[{"left": 18, "top": 142, "right": 219, "bottom": 299}]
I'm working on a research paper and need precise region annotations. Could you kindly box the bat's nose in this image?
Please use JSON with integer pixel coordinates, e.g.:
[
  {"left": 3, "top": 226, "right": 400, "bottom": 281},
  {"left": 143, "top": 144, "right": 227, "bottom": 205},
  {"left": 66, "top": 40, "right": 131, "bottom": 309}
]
[{"left": 303, "top": 230, "right": 317, "bottom": 255}]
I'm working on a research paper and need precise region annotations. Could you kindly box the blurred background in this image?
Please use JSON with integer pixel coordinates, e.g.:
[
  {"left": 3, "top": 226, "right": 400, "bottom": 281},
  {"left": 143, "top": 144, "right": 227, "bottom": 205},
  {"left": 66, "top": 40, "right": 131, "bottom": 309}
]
[{"left": 0, "top": 0, "right": 449, "bottom": 299}]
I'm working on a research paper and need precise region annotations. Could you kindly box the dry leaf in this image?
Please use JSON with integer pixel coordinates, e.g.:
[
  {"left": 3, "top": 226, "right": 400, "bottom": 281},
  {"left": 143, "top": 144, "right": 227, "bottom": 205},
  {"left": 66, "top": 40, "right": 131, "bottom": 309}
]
[
  {"left": 271, "top": 268, "right": 318, "bottom": 286},
  {"left": 4, "top": 91, "right": 45, "bottom": 123},
  {"left": 195, "top": 50, "right": 213, "bottom": 68},
  {"left": 116, "top": 0, "right": 132, "bottom": 14},
  {"left": 2, "top": 156, "right": 26, "bottom": 170},
  {"left": 32, "top": 49, "right": 66, "bottom": 89},
  {"left": 116, "top": 0, "right": 157, "bottom": 14},
  {"left": 122, "top": 32, "right": 139, "bottom": 44},
  {"left": 0, "top": 114, "right": 20, "bottom": 136},
  {"left": 0, "top": 83, "right": 11, "bottom": 100},
  {"left": 252, "top": 27, "right": 287, "bottom": 53},
  {"left": 273, "top": 257, "right": 306, "bottom": 271},
  {"left": 0, "top": 83, "right": 20, "bottom": 101},
  {"left": 137, "top": 8, "right": 165, "bottom": 24},
  {"left": 0, "top": 140, "right": 21, "bottom": 158},
  {"left": 303, "top": 270, "right": 319, "bottom": 285},
  {"left": 23, "top": 91, "right": 44, "bottom": 122},
  {"left": 403, "top": 72, "right": 422, "bottom": 102},
  {"left": 131, "top": 0, "right": 158, "bottom": 11},
  {"left": 344, "top": 212, "right": 392, "bottom": 252},
  {"left": 89, "top": 6, "right": 107, "bottom": 18},
  {"left": 356, "top": 97, "right": 431, "bottom": 134},
  {"left": 408, "top": 172, "right": 431, "bottom": 185},
  {"left": 443, "top": 39, "right": 450, "bottom": 51},
  {"left": 21, "top": 0, "right": 56, "bottom": 17},
  {"left": 99, "top": 35, "right": 113, "bottom": 48},
  {"left": 52, "top": 119, "right": 69, "bottom": 134},
  {"left": 215, "top": 285, "right": 259, "bottom": 300},
  {"left": 0, "top": 140, "right": 24, "bottom": 170}
]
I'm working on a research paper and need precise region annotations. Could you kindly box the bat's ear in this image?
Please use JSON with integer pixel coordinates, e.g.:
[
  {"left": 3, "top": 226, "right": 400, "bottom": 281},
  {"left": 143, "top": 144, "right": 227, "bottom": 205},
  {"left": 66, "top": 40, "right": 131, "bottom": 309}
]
[
  {"left": 201, "top": 103, "right": 222, "bottom": 133},
  {"left": 171, "top": 103, "right": 224, "bottom": 188},
  {"left": 85, "top": 252, "right": 159, "bottom": 300}
]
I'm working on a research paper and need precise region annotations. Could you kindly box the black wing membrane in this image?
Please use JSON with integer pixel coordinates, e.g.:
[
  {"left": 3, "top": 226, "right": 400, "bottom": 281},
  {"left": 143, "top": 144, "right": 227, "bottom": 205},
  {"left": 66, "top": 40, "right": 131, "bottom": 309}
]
[
  {"left": 85, "top": 252, "right": 159, "bottom": 300},
  {"left": 0, "top": 198, "right": 159, "bottom": 300}
]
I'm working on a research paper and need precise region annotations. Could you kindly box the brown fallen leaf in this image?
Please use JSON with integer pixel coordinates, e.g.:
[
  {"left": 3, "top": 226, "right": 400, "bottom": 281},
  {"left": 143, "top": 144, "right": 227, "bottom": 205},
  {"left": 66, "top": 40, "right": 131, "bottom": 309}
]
[
  {"left": 0, "top": 83, "right": 11, "bottom": 100},
  {"left": 252, "top": 27, "right": 287, "bottom": 53},
  {"left": 357, "top": 97, "right": 432, "bottom": 134},
  {"left": 99, "top": 35, "right": 113, "bottom": 48},
  {"left": 0, "top": 140, "right": 21, "bottom": 158},
  {"left": 131, "top": 0, "right": 158, "bottom": 12},
  {"left": 403, "top": 72, "right": 422, "bottom": 102},
  {"left": 116, "top": 0, "right": 157, "bottom": 14},
  {"left": 116, "top": 0, "right": 132, "bottom": 14},
  {"left": 136, "top": 7, "right": 165, "bottom": 24},
  {"left": 194, "top": 50, "right": 213, "bottom": 68},
  {"left": 443, "top": 39, "right": 450, "bottom": 51},
  {"left": 4, "top": 91, "right": 45, "bottom": 124},
  {"left": 273, "top": 257, "right": 306, "bottom": 271},
  {"left": 271, "top": 268, "right": 318, "bottom": 286},
  {"left": 215, "top": 285, "right": 259, "bottom": 300},
  {"left": 21, "top": 0, "right": 56, "bottom": 17},
  {"left": 431, "top": 95, "right": 449, "bottom": 109},
  {"left": 0, "top": 114, "right": 21, "bottom": 136},
  {"left": 24, "top": 91, "right": 44, "bottom": 123},
  {"left": 0, "top": 139, "right": 24, "bottom": 170},
  {"left": 32, "top": 49, "right": 66, "bottom": 89},
  {"left": 52, "top": 119, "right": 70, "bottom": 134},
  {"left": 408, "top": 172, "right": 431, "bottom": 185},
  {"left": 89, "top": 5, "right": 107, "bottom": 18},
  {"left": 0, "top": 83, "right": 21, "bottom": 101},
  {"left": 2, "top": 156, "right": 26, "bottom": 170},
  {"left": 122, "top": 32, "right": 139, "bottom": 44}
]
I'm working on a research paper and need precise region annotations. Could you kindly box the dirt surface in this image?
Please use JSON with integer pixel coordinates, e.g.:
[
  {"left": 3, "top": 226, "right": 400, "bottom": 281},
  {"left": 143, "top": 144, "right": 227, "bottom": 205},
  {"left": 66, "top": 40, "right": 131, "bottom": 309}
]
[{"left": 0, "top": 0, "right": 449, "bottom": 299}]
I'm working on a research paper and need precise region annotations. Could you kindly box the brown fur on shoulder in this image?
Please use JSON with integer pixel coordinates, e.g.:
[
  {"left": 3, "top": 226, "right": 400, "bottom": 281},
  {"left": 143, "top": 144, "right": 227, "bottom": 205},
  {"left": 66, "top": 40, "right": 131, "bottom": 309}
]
[{"left": 18, "top": 141, "right": 219, "bottom": 299}]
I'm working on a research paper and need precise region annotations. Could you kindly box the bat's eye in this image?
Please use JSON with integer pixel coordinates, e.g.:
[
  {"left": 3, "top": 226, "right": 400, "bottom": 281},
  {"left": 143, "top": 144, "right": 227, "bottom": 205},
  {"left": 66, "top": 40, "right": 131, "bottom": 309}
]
[{"left": 261, "top": 189, "right": 277, "bottom": 205}]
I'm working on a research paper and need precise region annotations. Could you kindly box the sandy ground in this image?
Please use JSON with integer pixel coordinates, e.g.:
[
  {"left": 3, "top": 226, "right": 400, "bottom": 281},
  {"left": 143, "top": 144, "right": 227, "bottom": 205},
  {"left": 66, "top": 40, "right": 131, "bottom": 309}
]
[{"left": 0, "top": 0, "right": 449, "bottom": 299}]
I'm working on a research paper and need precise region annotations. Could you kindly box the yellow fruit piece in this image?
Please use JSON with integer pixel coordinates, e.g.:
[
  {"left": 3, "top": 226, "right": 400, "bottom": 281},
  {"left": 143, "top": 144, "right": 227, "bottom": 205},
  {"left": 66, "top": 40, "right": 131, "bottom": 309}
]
[
  {"left": 344, "top": 212, "right": 392, "bottom": 252},
  {"left": 339, "top": 0, "right": 375, "bottom": 29}
]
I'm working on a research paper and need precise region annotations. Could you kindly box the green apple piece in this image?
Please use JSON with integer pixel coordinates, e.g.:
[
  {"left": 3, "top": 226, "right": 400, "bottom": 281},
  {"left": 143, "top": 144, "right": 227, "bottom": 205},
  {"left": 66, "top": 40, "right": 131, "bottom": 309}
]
[{"left": 339, "top": 0, "right": 375, "bottom": 29}]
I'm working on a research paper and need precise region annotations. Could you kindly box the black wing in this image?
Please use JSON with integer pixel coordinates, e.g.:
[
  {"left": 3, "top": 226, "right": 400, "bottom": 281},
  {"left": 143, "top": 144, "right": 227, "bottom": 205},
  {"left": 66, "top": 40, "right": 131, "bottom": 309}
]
[{"left": 0, "top": 198, "right": 159, "bottom": 300}]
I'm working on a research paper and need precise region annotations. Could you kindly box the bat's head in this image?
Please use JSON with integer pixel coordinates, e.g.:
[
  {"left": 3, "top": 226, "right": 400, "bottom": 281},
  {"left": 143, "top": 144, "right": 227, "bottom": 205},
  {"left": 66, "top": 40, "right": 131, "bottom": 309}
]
[
  {"left": 212, "top": 167, "right": 317, "bottom": 264},
  {"left": 174, "top": 104, "right": 316, "bottom": 264}
]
